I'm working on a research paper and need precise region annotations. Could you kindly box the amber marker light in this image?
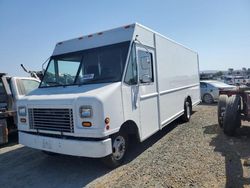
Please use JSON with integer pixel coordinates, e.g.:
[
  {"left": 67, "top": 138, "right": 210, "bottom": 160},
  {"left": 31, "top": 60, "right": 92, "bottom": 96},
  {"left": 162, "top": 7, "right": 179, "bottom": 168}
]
[
  {"left": 104, "top": 117, "right": 110, "bottom": 124},
  {"left": 82, "top": 122, "right": 92, "bottom": 127},
  {"left": 105, "top": 117, "right": 110, "bottom": 130}
]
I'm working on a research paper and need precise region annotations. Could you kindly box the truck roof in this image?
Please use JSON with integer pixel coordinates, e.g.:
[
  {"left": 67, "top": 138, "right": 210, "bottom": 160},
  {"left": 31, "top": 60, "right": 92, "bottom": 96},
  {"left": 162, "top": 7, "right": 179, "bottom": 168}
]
[{"left": 52, "top": 23, "right": 197, "bottom": 56}]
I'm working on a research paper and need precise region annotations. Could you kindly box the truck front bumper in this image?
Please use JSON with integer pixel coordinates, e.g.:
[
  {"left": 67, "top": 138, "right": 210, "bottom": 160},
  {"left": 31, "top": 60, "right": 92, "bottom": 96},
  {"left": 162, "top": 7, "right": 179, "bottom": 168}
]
[{"left": 19, "top": 131, "right": 112, "bottom": 158}]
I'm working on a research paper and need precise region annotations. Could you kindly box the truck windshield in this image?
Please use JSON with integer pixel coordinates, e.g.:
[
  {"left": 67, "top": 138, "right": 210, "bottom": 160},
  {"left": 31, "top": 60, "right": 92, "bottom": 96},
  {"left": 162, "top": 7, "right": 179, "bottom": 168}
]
[{"left": 40, "top": 41, "right": 130, "bottom": 87}]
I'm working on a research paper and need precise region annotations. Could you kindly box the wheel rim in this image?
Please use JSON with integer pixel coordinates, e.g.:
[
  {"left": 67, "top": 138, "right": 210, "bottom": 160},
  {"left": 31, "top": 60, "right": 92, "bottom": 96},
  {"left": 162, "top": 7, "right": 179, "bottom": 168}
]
[
  {"left": 204, "top": 94, "right": 213, "bottom": 103},
  {"left": 112, "top": 135, "right": 126, "bottom": 161},
  {"left": 186, "top": 102, "right": 191, "bottom": 119}
]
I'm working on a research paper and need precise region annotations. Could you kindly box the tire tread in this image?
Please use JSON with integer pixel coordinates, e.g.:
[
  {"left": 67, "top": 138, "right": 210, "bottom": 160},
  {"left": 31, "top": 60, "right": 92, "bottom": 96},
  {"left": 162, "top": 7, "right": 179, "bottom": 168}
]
[{"left": 223, "top": 95, "right": 241, "bottom": 136}]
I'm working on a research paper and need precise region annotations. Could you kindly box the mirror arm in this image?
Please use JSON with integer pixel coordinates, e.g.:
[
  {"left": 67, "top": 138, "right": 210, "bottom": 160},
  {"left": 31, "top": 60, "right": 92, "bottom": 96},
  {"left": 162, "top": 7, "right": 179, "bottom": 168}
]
[{"left": 134, "top": 35, "right": 151, "bottom": 54}]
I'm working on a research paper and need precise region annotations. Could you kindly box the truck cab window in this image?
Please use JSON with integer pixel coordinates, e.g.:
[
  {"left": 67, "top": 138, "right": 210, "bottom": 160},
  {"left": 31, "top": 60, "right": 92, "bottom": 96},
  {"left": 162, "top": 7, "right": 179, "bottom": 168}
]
[
  {"left": 17, "top": 79, "right": 40, "bottom": 95},
  {"left": 138, "top": 50, "right": 153, "bottom": 83},
  {"left": 124, "top": 45, "right": 137, "bottom": 85}
]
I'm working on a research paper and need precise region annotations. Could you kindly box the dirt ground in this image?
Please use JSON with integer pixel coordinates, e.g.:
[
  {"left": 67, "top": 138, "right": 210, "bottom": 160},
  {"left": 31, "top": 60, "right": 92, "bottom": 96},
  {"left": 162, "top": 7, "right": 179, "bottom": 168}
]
[{"left": 0, "top": 104, "right": 250, "bottom": 188}]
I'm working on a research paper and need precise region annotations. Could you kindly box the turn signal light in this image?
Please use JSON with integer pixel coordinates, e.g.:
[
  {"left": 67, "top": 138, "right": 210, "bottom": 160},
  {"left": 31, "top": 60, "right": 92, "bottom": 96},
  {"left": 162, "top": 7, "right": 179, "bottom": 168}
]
[
  {"left": 106, "top": 125, "right": 110, "bottom": 130},
  {"left": 82, "top": 122, "right": 92, "bottom": 127},
  {"left": 104, "top": 117, "right": 110, "bottom": 124},
  {"left": 105, "top": 117, "right": 110, "bottom": 130}
]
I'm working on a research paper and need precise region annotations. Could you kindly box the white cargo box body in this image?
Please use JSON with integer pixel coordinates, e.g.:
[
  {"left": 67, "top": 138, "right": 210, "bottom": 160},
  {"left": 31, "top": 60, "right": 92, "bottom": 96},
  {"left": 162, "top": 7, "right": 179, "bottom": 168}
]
[{"left": 17, "top": 23, "right": 200, "bottom": 159}]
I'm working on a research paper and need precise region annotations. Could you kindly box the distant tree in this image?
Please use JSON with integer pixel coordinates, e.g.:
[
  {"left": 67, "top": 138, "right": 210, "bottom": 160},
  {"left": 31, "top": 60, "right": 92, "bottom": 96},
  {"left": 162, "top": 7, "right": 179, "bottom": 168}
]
[{"left": 214, "top": 71, "right": 223, "bottom": 77}]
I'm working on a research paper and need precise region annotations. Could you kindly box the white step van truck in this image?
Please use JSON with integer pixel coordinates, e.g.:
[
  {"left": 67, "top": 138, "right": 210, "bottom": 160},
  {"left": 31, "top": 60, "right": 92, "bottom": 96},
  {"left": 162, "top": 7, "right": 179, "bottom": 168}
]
[{"left": 17, "top": 23, "right": 200, "bottom": 167}]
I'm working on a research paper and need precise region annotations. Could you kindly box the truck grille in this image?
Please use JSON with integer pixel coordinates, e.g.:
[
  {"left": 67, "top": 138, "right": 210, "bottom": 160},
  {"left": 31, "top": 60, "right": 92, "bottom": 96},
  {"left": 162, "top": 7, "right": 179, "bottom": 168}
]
[{"left": 29, "top": 108, "right": 74, "bottom": 133}]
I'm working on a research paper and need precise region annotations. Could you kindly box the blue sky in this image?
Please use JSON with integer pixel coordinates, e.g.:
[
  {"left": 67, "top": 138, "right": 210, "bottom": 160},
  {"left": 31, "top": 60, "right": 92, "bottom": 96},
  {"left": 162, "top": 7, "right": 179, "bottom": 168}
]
[{"left": 0, "top": 0, "right": 250, "bottom": 76}]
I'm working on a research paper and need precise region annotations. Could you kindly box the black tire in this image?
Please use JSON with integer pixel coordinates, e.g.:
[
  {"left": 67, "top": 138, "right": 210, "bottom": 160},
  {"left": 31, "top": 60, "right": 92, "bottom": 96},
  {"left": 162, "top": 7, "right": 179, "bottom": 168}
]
[
  {"left": 0, "top": 119, "right": 8, "bottom": 144},
  {"left": 181, "top": 99, "right": 192, "bottom": 122},
  {"left": 203, "top": 93, "right": 214, "bottom": 104},
  {"left": 223, "top": 95, "right": 241, "bottom": 136},
  {"left": 217, "top": 95, "right": 228, "bottom": 127},
  {"left": 102, "top": 132, "right": 128, "bottom": 168}
]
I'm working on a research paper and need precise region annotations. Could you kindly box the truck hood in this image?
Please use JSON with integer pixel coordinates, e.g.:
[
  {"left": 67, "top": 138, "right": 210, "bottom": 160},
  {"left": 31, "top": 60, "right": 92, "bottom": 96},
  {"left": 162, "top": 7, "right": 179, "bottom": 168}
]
[{"left": 19, "top": 82, "right": 121, "bottom": 105}]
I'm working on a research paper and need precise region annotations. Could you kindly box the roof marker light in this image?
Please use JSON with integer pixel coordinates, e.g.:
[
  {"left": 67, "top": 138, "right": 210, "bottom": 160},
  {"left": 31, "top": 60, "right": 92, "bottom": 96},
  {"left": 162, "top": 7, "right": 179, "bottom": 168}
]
[
  {"left": 78, "top": 36, "right": 83, "bottom": 40},
  {"left": 97, "top": 32, "right": 103, "bottom": 35},
  {"left": 57, "top": 42, "right": 63, "bottom": 45},
  {"left": 88, "top": 34, "right": 93, "bottom": 38}
]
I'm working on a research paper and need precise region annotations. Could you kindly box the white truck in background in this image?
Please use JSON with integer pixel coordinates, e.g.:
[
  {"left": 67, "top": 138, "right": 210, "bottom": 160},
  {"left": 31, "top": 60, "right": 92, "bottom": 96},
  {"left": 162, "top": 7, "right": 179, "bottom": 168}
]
[
  {"left": 0, "top": 74, "right": 40, "bottom": 144},
  {"left": 17, "top": 23, "right": 200, "bottom": 167}
]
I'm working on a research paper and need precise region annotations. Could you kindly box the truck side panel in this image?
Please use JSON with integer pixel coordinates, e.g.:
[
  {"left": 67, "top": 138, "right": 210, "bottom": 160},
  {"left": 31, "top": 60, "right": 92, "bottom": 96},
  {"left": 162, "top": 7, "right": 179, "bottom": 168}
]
[{"left": 155, "top": 34, "right": 200, "bottom": 127}]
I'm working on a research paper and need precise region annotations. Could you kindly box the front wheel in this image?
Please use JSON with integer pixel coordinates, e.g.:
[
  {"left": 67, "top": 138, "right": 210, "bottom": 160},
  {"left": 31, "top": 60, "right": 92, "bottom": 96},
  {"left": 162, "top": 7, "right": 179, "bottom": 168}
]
[{"left": 102, "top": 132, "right": 128, "bottom": 168}]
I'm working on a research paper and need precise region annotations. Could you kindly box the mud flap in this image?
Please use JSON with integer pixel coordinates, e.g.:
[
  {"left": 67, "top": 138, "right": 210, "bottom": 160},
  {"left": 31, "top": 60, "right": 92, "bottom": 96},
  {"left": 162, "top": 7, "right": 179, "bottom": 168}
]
[{"left": 0, "top": 119, "right": 8, "bottom": 144}]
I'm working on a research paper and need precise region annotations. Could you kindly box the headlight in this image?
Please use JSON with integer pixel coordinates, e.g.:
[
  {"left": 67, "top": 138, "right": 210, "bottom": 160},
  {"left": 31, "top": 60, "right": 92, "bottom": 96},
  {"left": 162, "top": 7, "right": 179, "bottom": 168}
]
[
  {"left": 18, "top": 106, "right": 27, "bottom": 116},
  {"left": 80, "top": 106, "right": 92, "bottom": 118}
]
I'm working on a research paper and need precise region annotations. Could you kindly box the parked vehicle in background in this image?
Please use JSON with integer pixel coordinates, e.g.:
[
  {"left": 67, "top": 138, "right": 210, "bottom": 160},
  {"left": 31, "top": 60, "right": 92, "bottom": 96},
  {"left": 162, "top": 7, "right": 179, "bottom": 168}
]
[
  {"left": 200, "top": 80, "right": 235, "bottom": 104},
  {"left": 218, "top": 87, "right": 250, "bottom": 136},
  {"left": 223, "top": 75, "right": 249, "bottom": 86},
  {"left": 17, "top": 23, "right": 200, "bottom": 167},
  {"left": 0, "top": 73, "right": 40, "bottom": 144}
]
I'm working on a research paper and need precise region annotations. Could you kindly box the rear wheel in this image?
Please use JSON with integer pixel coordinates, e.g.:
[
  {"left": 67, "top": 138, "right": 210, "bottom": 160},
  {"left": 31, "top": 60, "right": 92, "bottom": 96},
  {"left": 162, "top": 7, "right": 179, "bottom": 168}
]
[
  {"left": 102, "top": 132, "right": 128, "bottom": 168},
  {"left": 182, "top": 99, "right": 192, "bottom": 122},
  {"left": 203, "top": 93, "right": 214, "bottom": 104},
  {"left": 217, "top": 95, "right": 228, "bottom": 127},
  {"left": 223, "top": 95, "right": 241, "bottom": 136}
]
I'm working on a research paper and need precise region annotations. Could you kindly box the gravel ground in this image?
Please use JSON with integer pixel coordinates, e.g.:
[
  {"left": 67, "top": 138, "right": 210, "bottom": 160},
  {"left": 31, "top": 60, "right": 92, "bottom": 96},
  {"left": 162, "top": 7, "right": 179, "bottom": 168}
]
[
  {"left": 0, "top": 104, "right": 250, "bottom": 188},
  {"left": 88, "top": 104, "right": 250, "bottom": 188}
]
